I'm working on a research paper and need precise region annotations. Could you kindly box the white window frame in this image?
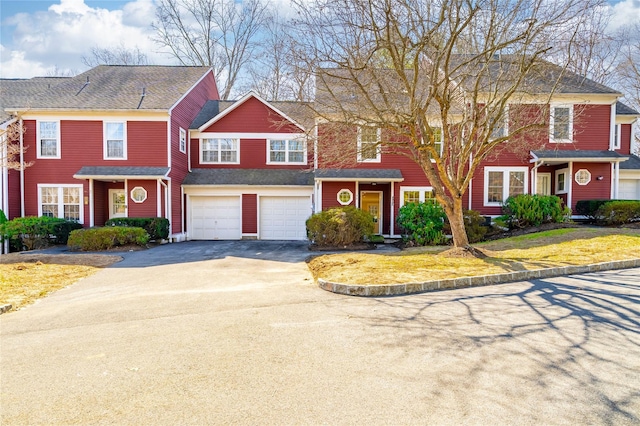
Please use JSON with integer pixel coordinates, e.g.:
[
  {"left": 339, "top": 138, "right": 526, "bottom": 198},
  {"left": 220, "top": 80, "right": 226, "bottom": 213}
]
[
  {"left": 200, "top": 138, "right": 240, "bottom": 164},
  {"left": 179, "top": 127, "right": 187, "bottom": 154},
  {"left": 103, "top": 121, "right": 127, "bottom": 160},
  {"left": 266, "top": 138, "right": 307, "bottom": 165},
  {"left": 37, "top": 184, "right": 84, "bottom": 224},
  {"left": 337, "top": 189, "right": 354, "bottom": 205},
  {"left": 574, "top": 169, "right": 591, "bottom": 186},
  {"left": 483, "top": 166, "right": 529, "bottom": 206},
  {"left": 130, "top": 186, "right": 148, "bottom": 203},
  {"left": 550, "top": 105, "right": 574, "bottom": 143},
  {"left": 555, "top": 168, "right": 569, "bottom": 194},
  {"left": 400, "top": 186, "right": 436, "bottom": 206},
  {"left": 36, "top": 120, "right": 61, "bottom": 159},
  {"left": 357, "top": 126, "right": 381, "bottom": 163},
  {"left": 613, "top": 124, "right": 621, "bottom": 150}
]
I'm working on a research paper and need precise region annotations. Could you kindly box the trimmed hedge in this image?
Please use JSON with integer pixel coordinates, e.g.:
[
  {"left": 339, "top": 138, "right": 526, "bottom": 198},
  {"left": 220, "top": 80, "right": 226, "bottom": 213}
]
[
  {"left": 396, "top": 202, "right": 447, "bottom": 246},
  {"left": 306, "top": 206, "right": 375, "bottom": 247},
  {"left": 0, "top": 216, "right": 83, "bottom": 251},
  {"left": 598, "top": 201, "right": 640, "bottom": 225},
  {"left": 105, "top": 217, "right": 169, "bottom": 240},
  {"left": 500, "top": 194, "right": 570, "bottom": 229},
  {"left": 67, "top": 226, "right": 149, "bottom": 251}
]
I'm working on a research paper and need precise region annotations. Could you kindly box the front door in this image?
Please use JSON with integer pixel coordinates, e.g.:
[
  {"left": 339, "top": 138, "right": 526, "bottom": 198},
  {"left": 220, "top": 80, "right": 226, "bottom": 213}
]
[
  {"left": 536, "top": 173, "right": 551, "bottom": 196},
  {"left": 360, "top": 191, "right": 383, "bottom": 234},
  {"left": 109, "top": 189, "right": 126, "bottom": 219}
]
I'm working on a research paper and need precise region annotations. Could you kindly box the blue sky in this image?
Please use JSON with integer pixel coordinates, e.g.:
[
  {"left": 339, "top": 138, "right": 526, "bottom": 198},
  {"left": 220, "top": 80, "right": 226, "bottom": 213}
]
[{"left": 1, "top": 0, "right": 639, "bottom": 79}]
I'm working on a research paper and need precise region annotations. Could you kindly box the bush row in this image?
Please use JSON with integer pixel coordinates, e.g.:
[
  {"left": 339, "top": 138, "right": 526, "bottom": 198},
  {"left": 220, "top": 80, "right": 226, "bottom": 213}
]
[
  {"left": 105, "top": 217, "right": 169, "bottom": 240},
  {"left": 0, "top": 216, "right": 83, "bottom": 251},
  {"left": 67, "top": 226, "right": 149, "bottom": 251},
  {"left": 306, "top": 206, "right": 374, "bottom": 247},
  {"left": 499, "top": 194, "right": 571, "bottom": 229},
  {"left": 575, "top": 199, "right": 640, "bottom": 224}
]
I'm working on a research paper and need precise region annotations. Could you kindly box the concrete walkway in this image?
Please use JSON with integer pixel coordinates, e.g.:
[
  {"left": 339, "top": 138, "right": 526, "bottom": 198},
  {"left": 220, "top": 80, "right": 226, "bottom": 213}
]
[{"left": 1, "top": 241, "right": 639, "bottom": 425}]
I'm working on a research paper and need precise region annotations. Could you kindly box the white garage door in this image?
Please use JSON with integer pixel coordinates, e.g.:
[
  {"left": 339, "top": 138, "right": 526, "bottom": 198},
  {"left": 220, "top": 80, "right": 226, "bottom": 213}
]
[
  {"left": 190, "top": 196, "right": 241, "bottom": 240},
  {"left": 260, "top": 196, "right": 311, "bottom": 240},
  {"left": 619, "top": 179, "right": 640, "bottom": 200}
]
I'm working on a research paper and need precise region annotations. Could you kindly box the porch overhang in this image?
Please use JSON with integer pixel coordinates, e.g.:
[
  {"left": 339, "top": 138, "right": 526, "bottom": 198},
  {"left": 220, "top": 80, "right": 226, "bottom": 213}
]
[
  {"left": 314, "top": 169, "right": 404, "bottom": 183},
  {"left": 73, "top": 166, "right": 170, "bottom": 181},
  {"left": 182, "top": 169, "right": 314, "bottom": 186},
  {"left": 530, "top": 150, "right": 629, "bottom": 166}
]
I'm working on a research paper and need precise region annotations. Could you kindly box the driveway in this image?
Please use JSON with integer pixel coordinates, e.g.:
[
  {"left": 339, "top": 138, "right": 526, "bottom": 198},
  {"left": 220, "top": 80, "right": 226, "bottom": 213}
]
[{"left": 1, "top": 241, "right": 639, "bottom": 425}]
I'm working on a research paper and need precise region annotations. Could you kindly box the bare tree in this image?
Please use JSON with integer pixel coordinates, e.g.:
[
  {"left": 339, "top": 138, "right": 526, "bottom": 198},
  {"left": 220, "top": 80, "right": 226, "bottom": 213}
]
[
  {"left": 617, "top": 23, "right": 640, "bottom": 155},
  {"left": 82, "top": 45, "right": 151, "bottom": 67},
  {"left": 1, "top": 119, "right": 32, "bottom": 171},
  {"left": 291, "top": 0, "right": 603, "bottom": 249},
  {"left": 45, "top": 65, "right": 77, "bottom": 77},
  {"left": 152, "top": 0, "right": 269, "bottom": 98}
]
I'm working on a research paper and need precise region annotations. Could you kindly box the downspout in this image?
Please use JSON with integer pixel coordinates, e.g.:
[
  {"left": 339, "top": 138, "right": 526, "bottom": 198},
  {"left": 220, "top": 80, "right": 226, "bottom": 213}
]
[
  {"left": 1, "top": 132, "right": 7, "bottom": 254},
  {"left": 19, "top": 118, "right": 25, "bottom": 217},
  {"left": 181, "top": 186, "right": 185, "bottom": 240},
  {"left": 159, "top": 179, "right": 170, "bottom": 239},
  {"left": 156, "top": 179, "right": 162, "bottom": 217}
]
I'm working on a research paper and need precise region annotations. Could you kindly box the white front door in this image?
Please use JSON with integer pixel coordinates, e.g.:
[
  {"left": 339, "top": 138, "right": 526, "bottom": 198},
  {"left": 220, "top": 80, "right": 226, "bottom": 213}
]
[
  {"left": 536, "top": 173, "right": 551, "bottom": 196},
  {"left": 109, "top": 189, "right": 126, "bottom": 219}
]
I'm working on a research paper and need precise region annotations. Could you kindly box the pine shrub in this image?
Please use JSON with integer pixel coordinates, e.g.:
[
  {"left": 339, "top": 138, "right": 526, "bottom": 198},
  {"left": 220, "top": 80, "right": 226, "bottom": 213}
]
[
  {"left": 501, "top": 194, "right": 570, "bottom": 229},
  {"left": 396, "top": 202, "right": 447, "bottom": 246},
  {"left": 306, "top": 206, "right": 375, "bottom": 247}
]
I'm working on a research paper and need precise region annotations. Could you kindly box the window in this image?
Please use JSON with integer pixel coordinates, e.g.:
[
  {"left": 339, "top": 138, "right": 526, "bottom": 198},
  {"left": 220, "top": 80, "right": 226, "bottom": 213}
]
[
  {"left": 613, "top": 124, "right": 621, "bottom": 150},
  {"left": 550, "top": 105, "right": 573, "bottom": 143},
  {"left": 357, "top": 126, "right": 381, "bottom": 162},
  {"left": 104, "top": 122, "right": 126, "bottom": 160},
  {"left": 432, "top": 127, "right": 443, "bottom": 157},
  {"left": 179, "top": 128, "right": 187, "bottom": 153},
  {"left": 574, "top": 169, "right": 591, "bottom": 186},
  {"left": 400, "top": 187, "right": 436, "bottom": 206},
  {"left": 201, "top": 138, "right": 239, "bottom": 164},
  {"left": 38, "top": 185, "right": 83, "bottom": 223},
  {"left": 489, "top": 108, "right": 508, "bottom": 140},
  {"left": 130, "top": 187, "right": 148, "bottom": 203},
  {"left": 555, "top": 168, "right": 569, "bottom": 193},
  {"left": 268, "top": 139, "right": 306, "bottom": 164},
  {"left": 337, "top": 189, "right": 353, "bottom": 205},
  {"left": 37, "top": 121, "right": 60, "bottom": 158},
  {"left": 484, "top": 167, "right": 528, "bottom": 206}
]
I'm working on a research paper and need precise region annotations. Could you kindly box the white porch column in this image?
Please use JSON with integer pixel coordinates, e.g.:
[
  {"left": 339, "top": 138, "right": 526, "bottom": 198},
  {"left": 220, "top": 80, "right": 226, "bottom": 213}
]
[
  {"left": 124, "top": 180, "right": 129, "bottom": 217},
  {"left": 157, "top": 179, "right": 162, "bottom": 217},
  {"left": 614, "top": 162, "right": 620, "bottom": 199},
  {"left": 568, "top": 162, "right": 573, "bottom": 210},
  {"left": 390, "top": 181, "right": 395, "bottom": 237},
  {"left": 19, "top": 118, "right": 25, "bottom": 217},
  {"left": 355, "top": 181, "right": 360, "bottom": 208},
  {"left": 89, "top": 178, "right": 94, "bottom": 227}
]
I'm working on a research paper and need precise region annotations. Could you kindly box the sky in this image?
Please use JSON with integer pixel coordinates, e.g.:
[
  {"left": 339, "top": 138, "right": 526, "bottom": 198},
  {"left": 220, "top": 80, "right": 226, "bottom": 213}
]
[{"left": 0, "top": 0, "right": 639, "bottom": 79}]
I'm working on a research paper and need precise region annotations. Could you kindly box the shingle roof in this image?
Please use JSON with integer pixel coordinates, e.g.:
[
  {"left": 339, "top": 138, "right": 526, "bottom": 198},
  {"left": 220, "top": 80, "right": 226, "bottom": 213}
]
[
  {"left": 4, "top": 66, "right": 212, "bottom": 112},
  {"left": 0, "top": 77, "right": 67, "bottom": 124},
  {"left": 182, "top": 168, "right": 314, "bottom": 186},
  {"left": 74, "top": 166, "right": 170, "bottom": 178},
  {"left": 620, "top": 154, "right": 640, "bottom": 170},
  {"left": 616, "top": 102, "right": 640, "bottom": 115},
  {"left": 315, "top": 169, "right": 404, "bottom": 180}
]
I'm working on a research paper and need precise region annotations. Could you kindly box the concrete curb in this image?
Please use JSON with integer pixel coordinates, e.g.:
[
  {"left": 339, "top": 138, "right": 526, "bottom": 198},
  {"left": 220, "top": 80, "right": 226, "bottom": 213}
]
[
  {"left": 0, "top": 304, "right": 13, "bottom": 314},
  {"left": 318, "top": 258, "right": 640, "bottom": 297}
]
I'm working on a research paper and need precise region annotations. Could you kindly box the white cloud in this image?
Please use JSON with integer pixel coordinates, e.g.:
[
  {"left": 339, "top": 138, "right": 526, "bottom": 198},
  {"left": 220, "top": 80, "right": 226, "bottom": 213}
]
[
  {"left": 1, "top": 0, "right": 174, "bottom": 78},
  {"left": 609, "top": 0, "right": 640, "bottom": 30}
]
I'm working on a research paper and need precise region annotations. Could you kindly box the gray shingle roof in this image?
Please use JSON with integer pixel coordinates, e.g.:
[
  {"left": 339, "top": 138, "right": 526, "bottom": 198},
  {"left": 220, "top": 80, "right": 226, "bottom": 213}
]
[
  {"left": 5, "top": 66, "right": 212, "bottom": 112},
  {"left": 182, "top": 168, "right": 314, "bottom": 186},
  {"left": 616, "top": 102, "right": 640, "bottom": 115},
  {"left": 620, "top": 154, "right": 640, "bottom": 170},
  {"left": 74, "top": 166, "right": 170, "bottom": 178},
  {"left": 0, "top": 77, "right": 68, "bottom": 124},
  {"left": 531, "top": 150, "right": 629, "bottom": 160},
  {"left": 315, "top": 169, "right": 404, "bottom": 180}
]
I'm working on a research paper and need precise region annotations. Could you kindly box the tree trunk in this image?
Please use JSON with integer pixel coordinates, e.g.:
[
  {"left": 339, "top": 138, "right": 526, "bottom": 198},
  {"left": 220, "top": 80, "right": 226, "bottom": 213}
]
[{"left": 445, "top": 196, "right": 470, "bottom": 248}]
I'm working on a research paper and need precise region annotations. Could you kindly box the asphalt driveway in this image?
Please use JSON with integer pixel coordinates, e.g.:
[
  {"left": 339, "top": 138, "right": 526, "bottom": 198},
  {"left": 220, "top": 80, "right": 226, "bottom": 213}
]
[{"left": 1, "top": 241, "right": 639, "bottom": 425}]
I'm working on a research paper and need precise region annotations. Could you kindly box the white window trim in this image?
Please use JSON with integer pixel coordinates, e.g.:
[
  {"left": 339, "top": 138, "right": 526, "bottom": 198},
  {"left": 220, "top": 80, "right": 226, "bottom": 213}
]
[
  {"left": 613, "top": 124, "right": 621, "bottom": 150},
  {"left": 400, "top": 186, "right": 435, "bottom": 206},
  {"left": 357, "top": 126, "right": 381, "bottom": 163},
  {"left": 555, "top": 168, "right": 570, "bottom": 194},
  {"left": 200, "top": 138, "right": 241, "bottom": 164},
  {"left": 179, "top": 127, "right": 187, "bottom": 154},
  {"left": 549, "top": 105, "right": 574, "bottom": 143},
  {"left": 337, "top": 189, "right": 354, "bottom": 205},
  {"left": 130, "top": 186, "right": 148, "bottom": 203},
  {"left": 489, "top": 106, "right": 509, "bottom": 141},
  {"left": 266, "top": 138, "right": 307, "bottom": 165},
  {"left": 36, "top": 120, "right": 61, "bottom": 159},
  {"left": 37, "top": 184, "right": 84, "bottom": 224},
  {"left": 483, "top": 166, "right": 529, "bottom": 207},
  {"left": 574, "top": 169, "right": 591, "bottom": 186},
  {"left": 103, "top": 121, "right": 128, "bottom": 160}
]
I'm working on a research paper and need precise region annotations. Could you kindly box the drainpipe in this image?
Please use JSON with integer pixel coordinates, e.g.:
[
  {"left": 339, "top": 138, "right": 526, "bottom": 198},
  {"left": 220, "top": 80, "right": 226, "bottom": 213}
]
[
  {"left": 19, "top": 118, "right": 25, "bottom": 217},
  {"left": 159, "top": 179, "right": 169, "bottom": 240},
  {"left": 181, "top": 186, "right": 185, "bottom": 240},
  {"left": 1, "top": 132, "right": 7, "bottom": 254},
  {"left": 156, "top": 179, "right": 162, "bottom": 217}
]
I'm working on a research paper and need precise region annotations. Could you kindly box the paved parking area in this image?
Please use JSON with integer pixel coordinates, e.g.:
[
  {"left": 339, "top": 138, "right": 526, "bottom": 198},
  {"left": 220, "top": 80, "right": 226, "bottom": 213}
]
[{"left": 1, "top": 241, "right": 639, "bottom": 425}]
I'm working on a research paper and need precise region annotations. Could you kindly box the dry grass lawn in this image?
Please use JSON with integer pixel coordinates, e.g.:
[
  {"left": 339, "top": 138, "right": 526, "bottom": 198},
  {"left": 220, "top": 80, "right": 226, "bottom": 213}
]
[
  {"left": 0, "top": 253, "right": 122, "bottom": 312},
  {"left": 308, "top": 228, "right": 640, "bottom": 285}
]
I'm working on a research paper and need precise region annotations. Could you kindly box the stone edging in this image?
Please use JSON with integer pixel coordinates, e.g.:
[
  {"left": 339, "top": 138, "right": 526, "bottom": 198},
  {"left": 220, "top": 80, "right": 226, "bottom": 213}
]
[{"left": 317, "top": 258, "right": 640, "bottom": 297}]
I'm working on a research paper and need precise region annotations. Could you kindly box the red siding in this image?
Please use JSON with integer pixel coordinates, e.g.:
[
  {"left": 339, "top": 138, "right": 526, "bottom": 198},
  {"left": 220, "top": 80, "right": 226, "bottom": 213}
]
[
  {"left": 202, "top": 96, "right": 301, "bottom": 134},
  {"left": 571, "top": 163, "right": 611, "bottom": 209},
  {"left": 193, "top": 138, "right": 309, "bottom": 169},
  {"left": 542, "top": 104, "right": 612, "bottom": 151},
  {"left": 127, "top": 180, "right": 159, "bottom": 218},
  {"left": 127, "top": 122, "right": 168, "bottom": 166},
  {"left": 242, "top": 194, "right": 257, "bottom": 234},
  {"left": 620, "top": 124, "right": 632, "bottom": 154},
  {"left": 7, "top": 169, "right": 20, "bottom": 220},
  {"left": 322, "top": 182, "right": 356, "bottom": 210}
]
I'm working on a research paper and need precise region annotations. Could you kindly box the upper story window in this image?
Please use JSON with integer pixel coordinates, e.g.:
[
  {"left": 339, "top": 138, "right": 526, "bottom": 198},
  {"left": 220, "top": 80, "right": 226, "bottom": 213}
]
[
  {"left": 201, "top": 138, "right": 239, "bottom": 164},
  {"left": 179, "top": 128, "right": 187, "bottom": 153},
  {"left": 37, "top": 121, "right": 60, "bottom": 159},
  {"left": 484, "top": 166, "right": 527, "bottom": 206},
  {"left": 268, "top": 139, "right": 306, "bottom": 164},
  {"left": 550, "top": 105, "right": 573, "bottom": 143},
  {"left": 613, "top": 124, "right": 621, "bottom": 150},
  {"left": 432, "top": 127, "right": 443, "bottom": 157},
  {"left": 104, "top": 122, "right": 127, "bottom": 160},
  {"left": 489, "top": 108, "right": 508, "bottom": 140},
  {"left": 357, "top": 126, "right": 381, "bottom": 162}
]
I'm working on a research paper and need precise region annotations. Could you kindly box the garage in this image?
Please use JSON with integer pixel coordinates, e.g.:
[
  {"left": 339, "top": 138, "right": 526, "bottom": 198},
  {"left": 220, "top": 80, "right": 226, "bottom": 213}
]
[
  {"left": 260, "top": 196, "right": 311, "bottom": 240},
  {"left": 619, "top": 179, "right": 640, "bottom": 200},
  {"left": 190, "top": 196, "right": 241, "bottom": 240}
]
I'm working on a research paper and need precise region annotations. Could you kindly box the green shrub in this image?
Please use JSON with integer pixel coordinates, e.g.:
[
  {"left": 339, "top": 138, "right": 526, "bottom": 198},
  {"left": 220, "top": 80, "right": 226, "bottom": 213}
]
[
  {"left": 105, "top": 217, "right": 169, "bottom": 240},
  {"left": 501, "top": 194, "right": 570, "bottom": 229},
  {"left": 67, "top": 226, "right": 149, "bottom": 251},
  {"left": 396, "top": 202, "right": 447, "bottom": 245},
  {"left": 306, "top": 206, "right": 375, "bottom": 247},
  {"left": 0, "top": 216, "right": 82, "bottom": 251},
  {"left": 597, "top": 201, "right": 640, "bottom": 225},
  {"left": 0, "top": 209, "right": 7, "bottom": 225},
  {"left": 463, "top": 210, "right": 489, "bottom": 243}
]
